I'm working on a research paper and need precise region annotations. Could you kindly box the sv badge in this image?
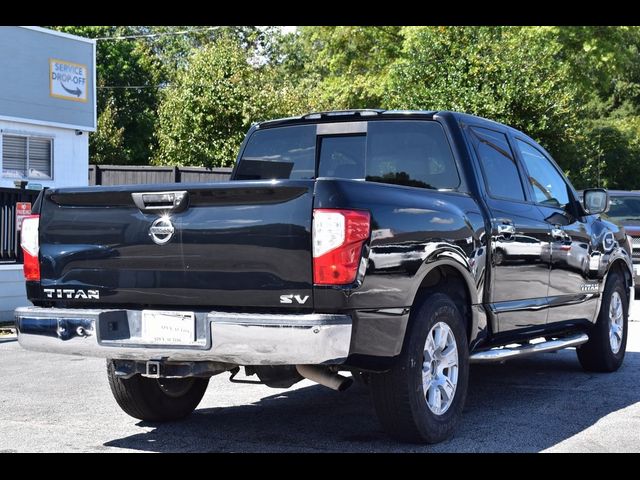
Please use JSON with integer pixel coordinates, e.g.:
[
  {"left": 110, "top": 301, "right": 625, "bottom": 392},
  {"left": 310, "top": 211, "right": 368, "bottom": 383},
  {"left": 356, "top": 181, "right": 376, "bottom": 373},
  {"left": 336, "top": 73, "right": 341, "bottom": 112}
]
[{"left": 280, "top": 294, "right": 310, "bottom": 305}]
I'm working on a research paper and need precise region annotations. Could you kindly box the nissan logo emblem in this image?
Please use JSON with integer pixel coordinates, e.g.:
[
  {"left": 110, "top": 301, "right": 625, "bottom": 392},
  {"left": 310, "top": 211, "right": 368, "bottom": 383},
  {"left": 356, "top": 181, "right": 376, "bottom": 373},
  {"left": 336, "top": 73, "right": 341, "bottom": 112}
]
[{"left": 149, "top": 217, "right": 175, "bottom": 245}]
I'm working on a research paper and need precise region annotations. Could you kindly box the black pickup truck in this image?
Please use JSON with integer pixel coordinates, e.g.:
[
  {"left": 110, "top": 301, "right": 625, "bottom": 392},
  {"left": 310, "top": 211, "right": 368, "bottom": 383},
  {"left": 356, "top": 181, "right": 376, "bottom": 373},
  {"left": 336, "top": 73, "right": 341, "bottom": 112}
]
[{"left": 15, "top": 110, "right": 633, "bottom": 444}]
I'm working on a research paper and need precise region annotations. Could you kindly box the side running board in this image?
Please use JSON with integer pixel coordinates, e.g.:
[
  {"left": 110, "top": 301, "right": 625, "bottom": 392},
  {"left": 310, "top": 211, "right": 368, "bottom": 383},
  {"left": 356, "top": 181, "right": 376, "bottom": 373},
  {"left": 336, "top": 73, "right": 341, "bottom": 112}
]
[{"left": 469, "top": 333, "right": 589, "bottom": 364}]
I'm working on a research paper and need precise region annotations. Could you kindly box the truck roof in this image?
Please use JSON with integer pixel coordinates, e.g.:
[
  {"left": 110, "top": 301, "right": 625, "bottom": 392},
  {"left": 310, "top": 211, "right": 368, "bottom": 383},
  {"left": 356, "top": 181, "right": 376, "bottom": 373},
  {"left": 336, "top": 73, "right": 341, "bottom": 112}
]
[
  {"left": 256, "top": 109, "right": 513, "bottom": 131},
  {"left": 253, "top": 108, "right": 552, "bottom": 173}
]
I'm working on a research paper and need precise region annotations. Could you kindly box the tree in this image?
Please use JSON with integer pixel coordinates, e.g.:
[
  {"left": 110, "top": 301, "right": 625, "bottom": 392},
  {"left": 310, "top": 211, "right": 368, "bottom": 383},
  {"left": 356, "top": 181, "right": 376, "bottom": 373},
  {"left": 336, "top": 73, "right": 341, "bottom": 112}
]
[
  {"left": 153, "top": 36, "right": 308, "bottom": 168},
  {"left": 132, "top": 26, "right": 280, "bottom": 77},
  {"left": 50, "top": 26, "right": 288, "bottom": 166},
  {"left": 49, "top": 26, "right": 164, "bottom": 165},
  {"left": 545, "top": 26, "right": 640, "bottom": 188},
  {"left": 576, "top": 115, "right": 640, "bottom": 190},
  {"left": 90, "top": 99, "right": 125, "bottom": 164},
  {"left": 47, "top": 25, "right": 640, "bottom": 189},
  {"left": 276, "top": 26, "right": 403, "bottom": 110},
  {"left": 384, "top": 27, "right": 584, "bottom": 175}
]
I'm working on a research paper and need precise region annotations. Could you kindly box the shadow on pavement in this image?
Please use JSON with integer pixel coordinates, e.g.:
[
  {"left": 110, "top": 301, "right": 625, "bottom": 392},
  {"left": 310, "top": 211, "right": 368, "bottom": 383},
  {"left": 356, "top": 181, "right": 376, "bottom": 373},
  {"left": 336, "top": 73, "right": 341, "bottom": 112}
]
[{"left": 104, "top": 349, "right": 640, "bottom": 452}]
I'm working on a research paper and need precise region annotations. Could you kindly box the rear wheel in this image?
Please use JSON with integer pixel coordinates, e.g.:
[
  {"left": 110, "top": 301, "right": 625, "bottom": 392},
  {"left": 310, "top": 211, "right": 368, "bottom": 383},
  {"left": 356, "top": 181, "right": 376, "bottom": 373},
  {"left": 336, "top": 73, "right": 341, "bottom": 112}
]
[
  {"left": 369, "top": 292, "right": 469, "bottom": 443},
  {"left": 577, "top": 271, "right": 628, "bottom": 372},
  {"left": 107, "top": 360, "right": 209, "bottom": 422}
]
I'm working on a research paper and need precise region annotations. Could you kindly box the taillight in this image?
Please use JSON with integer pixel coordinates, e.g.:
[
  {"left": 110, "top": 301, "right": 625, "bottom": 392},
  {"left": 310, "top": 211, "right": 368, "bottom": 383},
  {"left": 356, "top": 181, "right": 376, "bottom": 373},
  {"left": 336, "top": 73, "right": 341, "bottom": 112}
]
[
  {"left": 20, "top": 215, "right": 40, "bottom": 281},
  {"left": 313, "top": 209, "right": 370, "bottom": 285}
]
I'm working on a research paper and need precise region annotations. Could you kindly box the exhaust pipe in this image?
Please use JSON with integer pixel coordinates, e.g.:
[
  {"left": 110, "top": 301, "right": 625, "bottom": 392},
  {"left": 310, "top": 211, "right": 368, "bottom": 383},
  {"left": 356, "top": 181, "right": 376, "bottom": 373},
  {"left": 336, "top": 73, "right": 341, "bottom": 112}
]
[{"left": 296, "top": 365, "right": 353, "bottom": 392}]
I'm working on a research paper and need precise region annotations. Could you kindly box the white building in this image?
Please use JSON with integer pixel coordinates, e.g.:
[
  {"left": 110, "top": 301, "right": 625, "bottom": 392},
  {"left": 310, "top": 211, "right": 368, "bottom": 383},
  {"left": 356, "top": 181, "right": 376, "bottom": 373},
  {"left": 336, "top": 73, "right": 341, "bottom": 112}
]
[
  {"left": 0, "top": 26, "right": 96, "bottom": 322},
  {"left": 0, "top": 119, "right": 90, "bottom": 189}
]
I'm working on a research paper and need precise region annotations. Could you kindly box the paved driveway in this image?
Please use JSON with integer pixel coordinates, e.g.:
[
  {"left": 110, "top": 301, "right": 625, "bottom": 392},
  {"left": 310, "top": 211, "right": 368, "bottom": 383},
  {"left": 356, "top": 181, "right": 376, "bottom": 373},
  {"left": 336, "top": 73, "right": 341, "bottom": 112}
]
[{"left": 1, "top": 313, "right": 639, "bottom": 452}]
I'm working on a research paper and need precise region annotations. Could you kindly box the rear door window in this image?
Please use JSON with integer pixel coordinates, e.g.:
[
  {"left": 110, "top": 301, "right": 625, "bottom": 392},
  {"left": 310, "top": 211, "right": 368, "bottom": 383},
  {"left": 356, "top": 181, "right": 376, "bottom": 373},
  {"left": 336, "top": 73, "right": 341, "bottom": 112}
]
[
  {"left": 366, "top": 121, "right": 459, "bottom": 189},
  {"left": 470, "top": 127, "right": 526, "bottom": 202}
]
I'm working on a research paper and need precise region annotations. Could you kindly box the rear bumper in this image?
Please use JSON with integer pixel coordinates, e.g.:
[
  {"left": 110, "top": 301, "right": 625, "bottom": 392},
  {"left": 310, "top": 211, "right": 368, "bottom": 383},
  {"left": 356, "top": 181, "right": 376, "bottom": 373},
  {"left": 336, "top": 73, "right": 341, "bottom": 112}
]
[{"left": 14, "top": 307, "right": 352, "bottom": 365}]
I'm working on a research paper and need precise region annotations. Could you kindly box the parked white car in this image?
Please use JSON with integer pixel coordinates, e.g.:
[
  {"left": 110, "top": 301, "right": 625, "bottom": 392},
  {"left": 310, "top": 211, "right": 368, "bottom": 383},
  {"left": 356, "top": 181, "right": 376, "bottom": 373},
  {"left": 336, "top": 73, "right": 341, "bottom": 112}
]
[{"left": 494, "top": 234, "right": 543, "bottom": 265}]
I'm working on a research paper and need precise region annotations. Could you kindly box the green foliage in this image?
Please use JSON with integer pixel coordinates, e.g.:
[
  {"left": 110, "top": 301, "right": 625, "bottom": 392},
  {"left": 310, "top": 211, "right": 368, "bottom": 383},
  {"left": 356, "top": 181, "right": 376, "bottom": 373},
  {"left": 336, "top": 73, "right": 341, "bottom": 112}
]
[
  {"left": 576, "top": 116, "right": 640, "bottom": 189},
  {"left": 278, "top": 26, "right": 403, "bottom": 109},
  {"left": 131, "top": 26, "right": 278, "bottom": 78},
  {"left": 548, "top": 26, "right": 640, "bottom": 188},
  {"left": 49, "top": 26, "right": 163, "bottom": 165},
  {"left": 154, "top": 39, "right": 248, "bottom": 167},
  {"left": 153, "top": 36, "right": 309, "bottom": 168},
  {"left": 547, "top": 26, "right": 640, "bottom": 105},
  {"left": 47, "top": 25, "right": 640, "bottom": 189},
  {"left": 384, "top": 27, "right": 583, "bottom": 173},
  {"left": 90, "top": 99, "right": 124, "bottom": 164}
]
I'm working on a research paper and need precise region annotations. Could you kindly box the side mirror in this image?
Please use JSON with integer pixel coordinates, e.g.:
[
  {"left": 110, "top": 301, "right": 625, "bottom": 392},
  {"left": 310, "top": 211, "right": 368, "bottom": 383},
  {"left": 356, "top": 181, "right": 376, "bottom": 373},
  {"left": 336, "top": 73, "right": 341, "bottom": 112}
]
[{"left": 583, "top": 188, "right": 609, "bottom": 215}]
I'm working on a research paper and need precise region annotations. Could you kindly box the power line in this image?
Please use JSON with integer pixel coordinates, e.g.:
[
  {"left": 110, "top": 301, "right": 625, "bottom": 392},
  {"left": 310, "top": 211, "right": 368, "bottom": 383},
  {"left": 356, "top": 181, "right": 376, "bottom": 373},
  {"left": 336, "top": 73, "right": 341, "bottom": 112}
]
[
  {"left": 93, "top": 26, "right": 222, "bottom": 41},
  {"left": 98, "top": 85, "right": 163, "bottom": 89}
]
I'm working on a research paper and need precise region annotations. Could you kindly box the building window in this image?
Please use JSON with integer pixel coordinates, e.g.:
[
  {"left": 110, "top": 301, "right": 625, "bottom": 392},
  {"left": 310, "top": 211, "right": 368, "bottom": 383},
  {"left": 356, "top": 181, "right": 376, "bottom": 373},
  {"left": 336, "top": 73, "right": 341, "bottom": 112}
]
[{"left": 2, "top": 134, "right": 53, "bottom": 180}]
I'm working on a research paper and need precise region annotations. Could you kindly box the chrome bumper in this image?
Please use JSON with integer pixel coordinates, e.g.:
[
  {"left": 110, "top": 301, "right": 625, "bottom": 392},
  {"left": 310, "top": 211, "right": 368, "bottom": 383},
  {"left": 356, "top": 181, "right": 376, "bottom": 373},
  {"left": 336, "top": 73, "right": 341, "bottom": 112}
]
[{"left": 14, "top": 307, "right": 352, "bottom": 365}]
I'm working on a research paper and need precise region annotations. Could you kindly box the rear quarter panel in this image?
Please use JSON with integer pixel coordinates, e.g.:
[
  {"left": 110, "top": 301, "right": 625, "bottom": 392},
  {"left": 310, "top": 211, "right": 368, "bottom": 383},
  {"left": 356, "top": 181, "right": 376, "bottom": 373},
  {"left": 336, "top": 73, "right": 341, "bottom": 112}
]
[
  {"left": 313, "top": 179, "right": 488, "bottom": 358},
  {"left": 313, "top": 179, "right": 486, "bottom": 309}
]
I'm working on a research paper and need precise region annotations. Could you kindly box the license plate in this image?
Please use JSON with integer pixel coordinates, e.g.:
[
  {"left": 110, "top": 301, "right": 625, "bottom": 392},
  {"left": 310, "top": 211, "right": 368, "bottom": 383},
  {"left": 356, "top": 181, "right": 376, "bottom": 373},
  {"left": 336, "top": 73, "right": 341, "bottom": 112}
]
[
  {"left": 141, "top": 310, "right": 196, "bottom": 345},
  {"left": 635, "top": 265, "right": 640, "bottom": 276}
]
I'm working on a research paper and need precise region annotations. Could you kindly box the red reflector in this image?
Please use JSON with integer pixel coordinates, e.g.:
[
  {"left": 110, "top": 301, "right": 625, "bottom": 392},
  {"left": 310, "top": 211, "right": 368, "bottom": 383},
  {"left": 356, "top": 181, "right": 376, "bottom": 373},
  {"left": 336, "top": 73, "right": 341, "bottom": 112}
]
[
  {"left": 23, "top": 251, "right": 41, "bottom": 281},
  {"left": 313, "top": 209, "right": 370, "bottom": 285}
]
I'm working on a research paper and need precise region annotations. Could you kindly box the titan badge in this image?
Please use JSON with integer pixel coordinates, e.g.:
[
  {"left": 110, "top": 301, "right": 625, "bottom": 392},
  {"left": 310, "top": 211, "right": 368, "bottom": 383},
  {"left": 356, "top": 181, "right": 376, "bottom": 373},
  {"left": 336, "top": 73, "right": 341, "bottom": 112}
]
[
  {"left": 149, "top": 217, "right": 175, "bottom": 245},
  {"left": 43, "top": 288, "right": 100, "bottom": 299}
]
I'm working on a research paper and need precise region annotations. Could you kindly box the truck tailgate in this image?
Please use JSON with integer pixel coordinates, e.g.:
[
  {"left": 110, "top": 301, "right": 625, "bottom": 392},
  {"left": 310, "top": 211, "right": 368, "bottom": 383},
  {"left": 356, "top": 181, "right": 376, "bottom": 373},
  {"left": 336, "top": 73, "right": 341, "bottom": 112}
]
[{"left": 35, "top": 181, "right": 314, "bottom": 309}]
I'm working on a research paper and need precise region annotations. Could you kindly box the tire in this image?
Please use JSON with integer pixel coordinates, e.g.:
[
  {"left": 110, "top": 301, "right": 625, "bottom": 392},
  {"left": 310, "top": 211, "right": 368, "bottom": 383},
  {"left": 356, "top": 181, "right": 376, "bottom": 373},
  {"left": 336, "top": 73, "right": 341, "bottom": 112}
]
[
  {"left": 107, "top": 360, "right": 209, "bottom": 422},
  {"left": 370, "top": 292, "right": 469, "bottom": 443},
  {"left": 494, "top": 249, "right": 505, "bottom": 265},
  {"left": 577, "top": 271, "right": 628, "bottom": 372}
]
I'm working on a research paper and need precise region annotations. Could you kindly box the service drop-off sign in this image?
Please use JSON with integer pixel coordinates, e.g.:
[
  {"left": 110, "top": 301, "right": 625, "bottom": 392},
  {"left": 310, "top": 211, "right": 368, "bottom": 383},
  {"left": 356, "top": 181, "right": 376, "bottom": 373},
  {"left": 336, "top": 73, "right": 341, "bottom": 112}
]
[{"left": 50, "top": 58, "right": 88, "bottom": 102}]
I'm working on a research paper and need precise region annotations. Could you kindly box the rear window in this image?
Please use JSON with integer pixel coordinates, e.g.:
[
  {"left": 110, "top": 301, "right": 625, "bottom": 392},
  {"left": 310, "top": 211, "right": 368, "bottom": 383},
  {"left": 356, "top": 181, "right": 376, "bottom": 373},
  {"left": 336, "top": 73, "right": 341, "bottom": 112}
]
[
  {"left": 318, "top": 134, "right": 366, "bottom": 179},
  {"left": 235, "top": 125, "right": 316, "bottom": 180},
  {"left": 235, "top": 120, "right": 460, "bottom": 190}
]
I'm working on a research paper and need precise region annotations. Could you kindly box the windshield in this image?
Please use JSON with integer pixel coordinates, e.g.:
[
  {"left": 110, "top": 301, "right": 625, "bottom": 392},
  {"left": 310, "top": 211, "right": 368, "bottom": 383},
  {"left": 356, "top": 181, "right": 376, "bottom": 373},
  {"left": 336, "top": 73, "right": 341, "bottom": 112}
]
[{"left": 603, "top": 196, "right": 640, "bottom": 223}]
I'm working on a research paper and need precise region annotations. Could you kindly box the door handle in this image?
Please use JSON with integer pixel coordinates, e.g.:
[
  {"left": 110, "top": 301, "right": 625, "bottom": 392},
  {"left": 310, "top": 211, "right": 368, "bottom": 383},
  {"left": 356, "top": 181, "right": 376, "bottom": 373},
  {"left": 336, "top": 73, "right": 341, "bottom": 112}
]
[
  {"left": 132, "top": 191, "right": 189, "bottom": 213},
  {"left": 497, "top": 224, "right": 516, "bottom": 235},
  {"left": 551, "top": 227, "right": 564, "bottom": 240}
]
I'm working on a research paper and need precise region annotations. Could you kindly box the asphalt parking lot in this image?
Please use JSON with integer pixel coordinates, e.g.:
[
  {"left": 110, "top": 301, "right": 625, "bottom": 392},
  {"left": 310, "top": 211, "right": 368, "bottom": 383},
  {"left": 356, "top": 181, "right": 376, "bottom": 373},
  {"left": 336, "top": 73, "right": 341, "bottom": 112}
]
[{"left": 1, "top": 304, "right": 640, "bottom": 453}]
